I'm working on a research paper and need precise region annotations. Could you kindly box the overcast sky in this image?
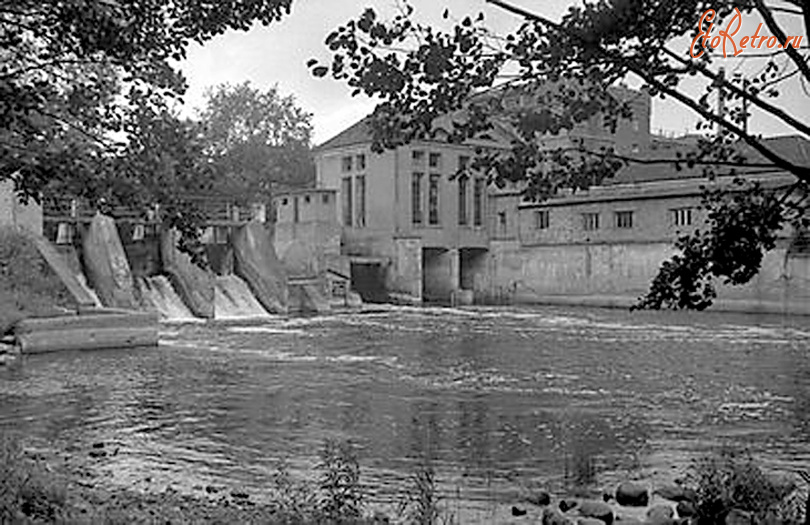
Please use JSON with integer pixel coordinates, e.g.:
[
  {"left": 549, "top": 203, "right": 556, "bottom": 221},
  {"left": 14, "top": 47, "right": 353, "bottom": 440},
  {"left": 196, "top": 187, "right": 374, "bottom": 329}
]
[{"left": 179, "top": 0, "right": 809, "bottom": 146}]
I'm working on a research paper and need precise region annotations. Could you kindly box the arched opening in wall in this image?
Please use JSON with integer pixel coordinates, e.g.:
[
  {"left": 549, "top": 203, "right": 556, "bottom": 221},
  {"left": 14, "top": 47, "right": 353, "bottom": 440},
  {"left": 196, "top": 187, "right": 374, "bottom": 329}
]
[{"left": 350, "top": 262, "right": 388, "bottom": 303}]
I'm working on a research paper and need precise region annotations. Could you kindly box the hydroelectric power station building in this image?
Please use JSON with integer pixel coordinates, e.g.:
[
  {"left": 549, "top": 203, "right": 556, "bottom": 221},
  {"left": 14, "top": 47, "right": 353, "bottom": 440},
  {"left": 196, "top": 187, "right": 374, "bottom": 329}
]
[{"left": 274, "top": 86, "right": 810, "bottom": 314}]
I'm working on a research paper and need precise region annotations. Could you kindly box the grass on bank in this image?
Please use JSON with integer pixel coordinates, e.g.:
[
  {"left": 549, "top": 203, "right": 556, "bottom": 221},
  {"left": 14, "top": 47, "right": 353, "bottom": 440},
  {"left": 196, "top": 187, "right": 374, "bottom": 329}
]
[
  {"left": 0, "top": 227, "right": 73, "bottom": 335},
  {"left": 1, "top": 431, "right": 808, "bottom": 524}
]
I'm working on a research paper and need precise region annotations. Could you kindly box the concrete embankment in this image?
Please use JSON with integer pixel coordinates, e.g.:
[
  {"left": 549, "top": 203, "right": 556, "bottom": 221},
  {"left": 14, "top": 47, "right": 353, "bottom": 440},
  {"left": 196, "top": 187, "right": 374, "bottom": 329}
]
[
  {"left": 232, "top": 223, "right": 288, "bottom": 314},
  {"left": 82, "top": 214, "right": 139, "bottom": 309},
  {"left": 512, "top": 293, "right": 810, "bottom": 316},
  {"left": 160, "top": 229, "right": 215, "bottom": 319},
  {"left": 14, "top": 309, "right": 158, "bottom": 354}
]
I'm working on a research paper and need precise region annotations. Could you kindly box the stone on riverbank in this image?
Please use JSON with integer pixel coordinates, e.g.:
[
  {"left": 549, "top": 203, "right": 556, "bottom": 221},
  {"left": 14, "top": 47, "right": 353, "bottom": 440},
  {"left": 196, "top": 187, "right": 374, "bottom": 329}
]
[
  {"left": 616, "top": 481, "right": 649, "bottom": 506},
  {"left": 675, "top": 500, "right": 697, "bottom": 518},
  {"left": 647, "top": 504, "right": 675, "bottom": 523},
  {"left": 654, "top": 484, "right": 697, "bottom": 503},
  {"left": 724, "top": 508, "right": 753, "bottom": 525},
  {"left": 543, "top": 507, "right": 576, "bottom": 525},
  {"left": 525, "top": 490, "right": 552, "bottom": 506},
  {"left": 574, "top": 500, "right": 614, "bottom": 525}
]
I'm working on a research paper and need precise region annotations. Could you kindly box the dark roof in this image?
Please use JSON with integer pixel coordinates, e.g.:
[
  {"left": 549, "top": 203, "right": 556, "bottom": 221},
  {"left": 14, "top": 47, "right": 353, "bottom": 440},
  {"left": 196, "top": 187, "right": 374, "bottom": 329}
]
[
  {"left": 609, "top": 135, "right": 810, "bottom": 185},
  {"left": 315, "top": 118, "right": 372, "bottom": 151}
]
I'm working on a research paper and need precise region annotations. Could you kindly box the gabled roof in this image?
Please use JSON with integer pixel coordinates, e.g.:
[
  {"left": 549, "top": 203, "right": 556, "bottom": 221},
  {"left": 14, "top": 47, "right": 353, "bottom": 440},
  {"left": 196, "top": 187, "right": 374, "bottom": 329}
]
[
  {"left": 315, "top": 118, "right": 373, "bottom": 152},
  {"left": 315, "top": 113, "right": 516, "bottom": 153}
]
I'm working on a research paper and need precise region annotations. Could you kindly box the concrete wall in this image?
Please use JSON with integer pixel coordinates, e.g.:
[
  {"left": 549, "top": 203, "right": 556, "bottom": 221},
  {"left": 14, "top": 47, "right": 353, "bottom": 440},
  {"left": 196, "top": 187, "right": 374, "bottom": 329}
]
[
  {"left": 487, "top": 239, "right": 810, "bottom": 314},
  {"left": 0, "top": 180, "right": 43, "bottom": 235},
  {"left": 390, "top": 237, "right": 422, "bottom": 301}
]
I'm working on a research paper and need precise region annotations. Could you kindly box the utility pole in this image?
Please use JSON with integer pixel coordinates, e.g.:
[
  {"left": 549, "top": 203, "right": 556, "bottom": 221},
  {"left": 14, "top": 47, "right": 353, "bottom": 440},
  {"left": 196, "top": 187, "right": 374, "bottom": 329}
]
[
  {"left": 742, "top": 78, "right": 749, "bottom": 135},
  {"left": 716, "top": 67, "right": 725, "bottom": 134}
]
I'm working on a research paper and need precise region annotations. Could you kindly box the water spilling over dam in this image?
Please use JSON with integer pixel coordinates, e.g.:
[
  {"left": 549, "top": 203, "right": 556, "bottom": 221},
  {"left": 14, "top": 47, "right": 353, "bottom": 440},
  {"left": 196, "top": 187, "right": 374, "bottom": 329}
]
[
  {"left": 214, "top": 275, "right": 272, "bottom": 319},
  {"left": 137, "top": 276, "right": 198, "bottom": 322}
]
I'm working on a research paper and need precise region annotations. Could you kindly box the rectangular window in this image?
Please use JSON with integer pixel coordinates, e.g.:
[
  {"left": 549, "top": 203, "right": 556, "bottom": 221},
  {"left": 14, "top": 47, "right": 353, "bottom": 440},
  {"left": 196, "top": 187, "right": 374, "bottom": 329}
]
[
  {"left": 672, "top": 207, "right": 692, "bottom": 226},
  {"left": 341, "top": 156, "right": 353, "bottom": 172},
  {"left": 429, "top": 152, "right": 441, "bottom": 170},
  {"left": 412, "top": 150, "right": 425, "bottom": 168},
  {"left": 214, "top": 226, "right": 230, "bottom": 244},
  {"left": 615, "top": 210, "right": 633, "bottom": 229},
  {"left": 458, "top": 155, "right": 469, "bottom": 173},
  {"left": 342, "top": 177, "right": 353, "bottom": 227},
  {"left": 293, "top": 197, "right": 300, "bottom": 223},
  {"left": 356, "top": 154, "right": 366, "bottom": 171},
  {"left": 428, "top": 174, "right": 440, "bottom": 225},
  {"left": 534, "top": 209, "right": 550, "bottom": 229},
  {"left": 355, "top": 175, "right": 366, "bottom": 228},
  {"left": 473, "top": 178, "right": 484, "bottom": 226},
  {"left": 458, "top": 175, "right": 468, "bottom": 226},
  {"left": 411, "top": 172, "right": 423, "bottom": 225},
  {"left": 583, "top": 212, "right": 600, "bottom": 231}
]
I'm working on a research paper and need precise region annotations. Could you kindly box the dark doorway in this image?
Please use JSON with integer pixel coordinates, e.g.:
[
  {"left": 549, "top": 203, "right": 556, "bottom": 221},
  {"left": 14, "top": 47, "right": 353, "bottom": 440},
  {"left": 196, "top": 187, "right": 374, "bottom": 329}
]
[
  {"left": 459, "top": 248, "right": 487, "bottom": 291},
  {"left": 351, "top": 263, "right": 388, "bottom": 303},
  {"left": 422, "top": 247, "right": 449, "bottom": 303}
]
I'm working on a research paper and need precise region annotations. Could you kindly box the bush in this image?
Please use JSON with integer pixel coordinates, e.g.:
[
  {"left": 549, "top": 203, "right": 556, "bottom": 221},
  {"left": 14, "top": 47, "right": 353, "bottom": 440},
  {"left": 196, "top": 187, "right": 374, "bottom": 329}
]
[
  {"left": 0, "top": 435, "right": 69, "bottom": 523},
  {"left": 688, "top": 448, "right": 800, "bottom": 523},
  {"left": 0, "top": 227, "right": 73, "bottom": 333}
]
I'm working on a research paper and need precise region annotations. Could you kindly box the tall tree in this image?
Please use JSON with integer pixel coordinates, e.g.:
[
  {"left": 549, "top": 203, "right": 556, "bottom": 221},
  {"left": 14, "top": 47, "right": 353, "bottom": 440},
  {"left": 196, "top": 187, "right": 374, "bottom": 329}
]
[
  {"left": 1, "top": 0, "right": 292, "bottom": 235},
  {"left": 198, "top": 81, "right": 315, "bottom": 201},
  {"left": 312, "top": 0, "right": 809, "bottom": 310}
]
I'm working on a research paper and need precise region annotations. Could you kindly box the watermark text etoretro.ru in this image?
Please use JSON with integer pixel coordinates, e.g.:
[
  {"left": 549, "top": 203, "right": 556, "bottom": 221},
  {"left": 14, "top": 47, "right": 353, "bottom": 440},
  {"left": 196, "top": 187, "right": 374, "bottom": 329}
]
[{"left": 690, "top": 8, "right": 803, "bottom": 58}]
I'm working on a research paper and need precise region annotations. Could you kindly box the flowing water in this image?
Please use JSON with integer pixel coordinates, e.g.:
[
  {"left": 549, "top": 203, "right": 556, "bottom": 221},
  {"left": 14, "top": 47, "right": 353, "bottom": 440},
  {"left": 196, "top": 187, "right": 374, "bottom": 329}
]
[
  {"left": 137, "top": 276, "right": 198, "bottom": 321},
  {"left": 1, "top": 305, "right": 809, "bottom": 520},
  {"left": 214, "top": 275, "right": 271, "bottom": 319}
]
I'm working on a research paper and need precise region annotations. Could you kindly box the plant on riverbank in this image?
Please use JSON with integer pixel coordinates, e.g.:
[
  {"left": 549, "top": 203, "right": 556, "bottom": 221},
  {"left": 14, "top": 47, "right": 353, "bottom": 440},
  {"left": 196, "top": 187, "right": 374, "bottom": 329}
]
[
  {"left": 269, "top": 458, "right": 320, "bottom": 523},
  {"left": 0, "top": 435, "right": 69, "bottom": 523},
  {"left": 0, "top": 227, "right": 73, "bottom": 334},
  {"left": 317, "top": 438, "right": 366, "bottom": 522},
  {"left": 396, "top": 462, "right": 457, "bottom": 525},
  {"left": 687, "top": 448, "right": 802, "bottom": 523}
]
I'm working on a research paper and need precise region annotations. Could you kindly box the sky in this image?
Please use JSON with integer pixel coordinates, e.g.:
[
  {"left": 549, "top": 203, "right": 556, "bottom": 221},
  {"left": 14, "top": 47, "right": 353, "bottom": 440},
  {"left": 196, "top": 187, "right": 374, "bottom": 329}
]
[{"left": 179, "top": 0, "right": 809, "bottom": 146}]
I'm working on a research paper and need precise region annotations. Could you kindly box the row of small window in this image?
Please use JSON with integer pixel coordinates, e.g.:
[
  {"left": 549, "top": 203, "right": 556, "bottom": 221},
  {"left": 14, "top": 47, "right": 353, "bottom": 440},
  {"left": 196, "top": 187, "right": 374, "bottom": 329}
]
[
  {"left": 412, "top": 151, "right": 470, "bottom": 172},
  {"left": 345, "top": 150, "right": 469, "bottom": 173},
  {"left": 279, "top": 194, "right": 330, "bottom": 224},
  {"left": 533, "top": 207, "right": 694, "bottom": 231},
  {"left": 280, "top": 194, "right": 330, "bottom": 206}
]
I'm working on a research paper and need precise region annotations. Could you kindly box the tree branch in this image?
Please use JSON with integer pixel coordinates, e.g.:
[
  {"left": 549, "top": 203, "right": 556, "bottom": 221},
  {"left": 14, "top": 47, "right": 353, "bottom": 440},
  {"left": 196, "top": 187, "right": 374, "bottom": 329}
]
[
  {"left": 574, "top": 147, "right": 782, "bottom": 169},
  {"left": 485, "top": 0, "right": 810, "bottom": 184},
  {"left": 661, "top": 47, "right": 810, "bottom": 137},
  {"left": 754, "top": 0, "right": 810, "bottom": 83}
]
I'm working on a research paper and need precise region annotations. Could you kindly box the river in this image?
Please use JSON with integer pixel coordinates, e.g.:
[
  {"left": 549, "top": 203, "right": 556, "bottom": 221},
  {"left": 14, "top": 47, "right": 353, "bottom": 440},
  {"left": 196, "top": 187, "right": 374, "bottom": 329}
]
[{"left": 1, "top": 305, "right": 809, "bottom": 519}]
